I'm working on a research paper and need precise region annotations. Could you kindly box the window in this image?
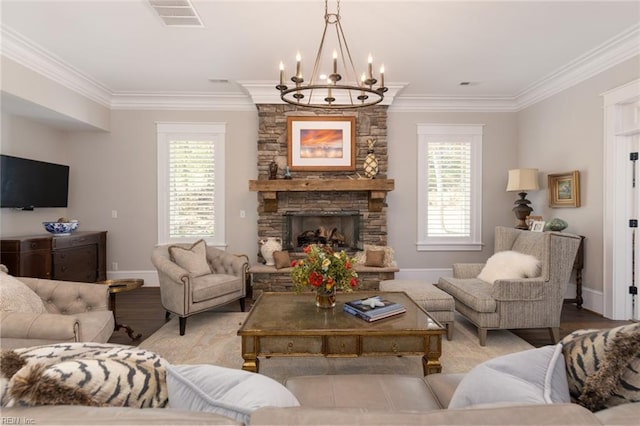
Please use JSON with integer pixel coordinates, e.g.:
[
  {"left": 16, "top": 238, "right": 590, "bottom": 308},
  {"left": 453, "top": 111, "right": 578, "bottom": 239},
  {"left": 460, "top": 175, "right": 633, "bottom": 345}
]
[
  {"left": 417, "top": 124, "right": 483, "bottom": 251},
  {"left": 157, "top": 123, "right": 226, "bottom": 246}
]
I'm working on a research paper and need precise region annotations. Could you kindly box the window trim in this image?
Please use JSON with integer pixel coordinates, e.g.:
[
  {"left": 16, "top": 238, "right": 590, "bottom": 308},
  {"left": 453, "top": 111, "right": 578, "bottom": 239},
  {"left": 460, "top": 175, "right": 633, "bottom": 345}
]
[
  {"left": 416, "top": 124, "right": 483, "bottom": 251},
  {"left": 156, "top": 122, "right": 226, "bottom": 247}
]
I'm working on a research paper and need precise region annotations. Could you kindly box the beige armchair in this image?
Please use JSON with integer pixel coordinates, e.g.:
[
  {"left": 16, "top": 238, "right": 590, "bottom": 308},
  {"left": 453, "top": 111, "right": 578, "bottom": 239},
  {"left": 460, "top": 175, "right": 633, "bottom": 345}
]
[
  {"left": 151, "top": 244, "right": 249, "bottom": 336},
  {"left": 437, "top": 226, "right": 581, "bottom": 346},
  {"left": 0, "top": 277, "right": 114, "bottom": 349}
]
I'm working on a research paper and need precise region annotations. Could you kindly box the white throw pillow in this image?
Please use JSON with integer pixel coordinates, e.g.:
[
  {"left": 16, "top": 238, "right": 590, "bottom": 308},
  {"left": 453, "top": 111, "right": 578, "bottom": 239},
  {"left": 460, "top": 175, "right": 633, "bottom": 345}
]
[
  {"left": 477, "top": 250, "right": 541, "bottom": 284},
  {"left": 448, "top": 344, "right": 570, "bottom": 409},
  {"left": 0, "top": 271, "right": 45, "bottom": 313},
  {"left": 165, "top": 364, "right": 300, "bottom": 424},
  {"left": 168, "top": 239, "right": 211, "bottom": 277}
]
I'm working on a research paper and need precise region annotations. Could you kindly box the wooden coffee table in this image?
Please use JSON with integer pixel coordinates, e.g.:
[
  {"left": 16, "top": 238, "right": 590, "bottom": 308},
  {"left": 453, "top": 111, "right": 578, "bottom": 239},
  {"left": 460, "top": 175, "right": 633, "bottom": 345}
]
[{"left": 237, "top": 291, "right": 445, "bottom": 375}]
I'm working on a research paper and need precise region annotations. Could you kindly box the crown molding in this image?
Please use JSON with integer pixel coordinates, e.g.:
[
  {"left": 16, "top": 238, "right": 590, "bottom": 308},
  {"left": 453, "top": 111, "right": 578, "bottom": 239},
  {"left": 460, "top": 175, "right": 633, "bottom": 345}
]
[
  {"left": 110, "top": 92, "right": 256, "bottom": 111},
  {"left": 515, "top": 24, "right": 640, "bottom": 110},
  {"left": 1, "top": 25, "right": 112, "bottom": 107},
  {"left": 1, "top": 23, "right": 637, "bottom": 113}
]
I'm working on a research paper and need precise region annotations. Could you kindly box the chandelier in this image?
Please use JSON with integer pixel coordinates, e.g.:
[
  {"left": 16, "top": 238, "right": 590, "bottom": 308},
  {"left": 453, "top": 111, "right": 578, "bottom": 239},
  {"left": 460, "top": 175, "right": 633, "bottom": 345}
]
[{"left": 276, "top": 0, "right": 387, "bottom": 109}]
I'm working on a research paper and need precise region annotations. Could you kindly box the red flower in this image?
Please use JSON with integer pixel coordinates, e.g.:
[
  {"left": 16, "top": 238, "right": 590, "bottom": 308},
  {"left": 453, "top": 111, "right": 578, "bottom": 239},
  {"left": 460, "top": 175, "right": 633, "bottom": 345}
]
[
  {"left": 345, "top": 261, "right": 352, "bottom": 269},
  {"left": 308, "top": 271, "right": 324, "bottom": 287},
  {"left": 349, "top": 277, "right": 358, "bottom": 288},
  {"left": 303, "top": 245, "right": 312, "bottom": 254},
  {"left": 290, "top": 260, "right": 298, "bottom": 267}
]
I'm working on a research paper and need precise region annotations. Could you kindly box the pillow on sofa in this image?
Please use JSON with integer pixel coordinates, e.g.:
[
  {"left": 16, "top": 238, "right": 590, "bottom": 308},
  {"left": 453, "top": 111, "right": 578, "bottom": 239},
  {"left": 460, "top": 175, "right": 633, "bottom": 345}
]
[
  {"left": 561, "top": 323, "right": 640, "bottom": 411},
  {"left": 354, "top": 245, "right": 395, "bottom": 267},
  {"left": 169, "top": 239, "right": 211, "bottom": 277},
  {"left": 0, "top": 271, "right": 45, "bottom": 313},
  {"left": 165, "top": 364, "right": 300, "bottom": 424},
  {"left": 477, "top": 250, "right": 541, "bottom": 284},
  {"left": 273, "top": 251, "right": 291, "bottom": 270},
  {"left": 0, "top": 343, "right": 168, "bottom": 408},
  {"left": 448, "top": 344, "right": 570, "bottom": 409}
]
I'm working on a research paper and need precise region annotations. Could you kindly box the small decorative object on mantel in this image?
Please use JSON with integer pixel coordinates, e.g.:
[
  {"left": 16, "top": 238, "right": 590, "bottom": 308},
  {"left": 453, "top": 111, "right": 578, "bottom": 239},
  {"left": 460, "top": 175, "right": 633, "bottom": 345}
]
[
  {"left": 545, "top": 218, "right": 568, "bottom": 232},
  {"left": 363, "top": 138, "right": 379, "bottom": 179},
  {"left": 290, "top": 244, "right": 358, "bottom": 309},
  {"left": 283, "top": 166, "right": 292, "bottom": 179},
  {"left": 268, "top": 160, "right": 278, "bottom": 180},
  {"left": 259, "top": 237, "right": 282, "bottom": 266}
]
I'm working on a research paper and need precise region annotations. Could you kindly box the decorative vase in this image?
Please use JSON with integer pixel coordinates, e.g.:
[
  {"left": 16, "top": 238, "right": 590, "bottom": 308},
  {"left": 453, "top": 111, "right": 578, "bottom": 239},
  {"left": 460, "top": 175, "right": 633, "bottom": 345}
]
[
  {"left": 259, "top": 237, "right": 282, "bottom": 266},
  {"left": 363, "top": 138, "right": 379, "bottom": 179},
  {"left": 315, "top": 286, "right": 337, "bottom": 309}
]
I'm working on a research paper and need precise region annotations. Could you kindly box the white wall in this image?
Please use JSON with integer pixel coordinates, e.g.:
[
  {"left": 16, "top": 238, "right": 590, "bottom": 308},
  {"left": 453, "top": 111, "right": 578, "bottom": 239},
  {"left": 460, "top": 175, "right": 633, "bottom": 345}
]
[
  {"left": 387, "top": 111, "right": 519, "bottom": 275},
  {"left": 517, "top": 56, "right": 640, "bottom": 309},
  {"left": 63, "top": 109, "right": 258, "bottom": 282}
]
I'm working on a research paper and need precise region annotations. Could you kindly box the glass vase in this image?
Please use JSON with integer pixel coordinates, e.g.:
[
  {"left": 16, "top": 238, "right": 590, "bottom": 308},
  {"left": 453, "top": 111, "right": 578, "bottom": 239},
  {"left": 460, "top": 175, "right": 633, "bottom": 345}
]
[{"left": 315, "top": 286, "right": 337, "bottom": 309}]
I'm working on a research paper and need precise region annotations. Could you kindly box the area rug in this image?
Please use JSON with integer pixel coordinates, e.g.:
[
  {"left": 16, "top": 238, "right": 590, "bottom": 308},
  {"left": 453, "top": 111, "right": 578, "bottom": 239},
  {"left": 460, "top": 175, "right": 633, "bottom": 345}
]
[{"left": 139, "top": 311, "right": 533, "bottom": 383}]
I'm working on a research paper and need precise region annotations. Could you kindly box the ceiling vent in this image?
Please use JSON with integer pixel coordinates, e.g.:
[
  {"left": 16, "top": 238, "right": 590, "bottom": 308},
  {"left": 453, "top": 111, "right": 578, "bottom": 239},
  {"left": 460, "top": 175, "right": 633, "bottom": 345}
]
[{"left": 148, "top": 0, "right": 203, "bottom": 27}]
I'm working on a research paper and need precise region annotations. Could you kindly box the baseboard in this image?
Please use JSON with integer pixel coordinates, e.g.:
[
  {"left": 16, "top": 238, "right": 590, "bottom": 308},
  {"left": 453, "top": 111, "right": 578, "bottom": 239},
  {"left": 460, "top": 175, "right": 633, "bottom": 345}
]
[{"left": 107, "top": 270, "right": 159, "bottom": 287}]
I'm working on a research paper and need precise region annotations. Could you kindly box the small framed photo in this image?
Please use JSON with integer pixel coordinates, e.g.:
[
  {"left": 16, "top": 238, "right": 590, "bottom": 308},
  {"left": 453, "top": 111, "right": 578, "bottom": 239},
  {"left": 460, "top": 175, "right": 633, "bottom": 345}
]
[
  {"left": 526, "top": 215, "right": 543, "bottom": 230},
  {"left": 548, "top": 170, "right": 580, "bottom": 208},
  {"left": 287, "top": 116, "right": 356, "bottom": 171},
  {"left": 530, "top": 220, "right": 546, "bottom": 232}
]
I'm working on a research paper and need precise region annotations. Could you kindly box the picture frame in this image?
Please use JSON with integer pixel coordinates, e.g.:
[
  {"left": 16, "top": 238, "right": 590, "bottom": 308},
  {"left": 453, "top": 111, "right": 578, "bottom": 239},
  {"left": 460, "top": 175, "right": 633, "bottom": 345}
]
[
  {"left": 548, "top": 170, "right": 581, "bottom": 208},
  {"left": 526, "top": 215, "right": 543, "bottom": 230},
  {"left": 530, "top": 220, "right": 546, "bottom": 232},
  {"left": 287, "top": 116, "right": 356, "bottom": 171}
]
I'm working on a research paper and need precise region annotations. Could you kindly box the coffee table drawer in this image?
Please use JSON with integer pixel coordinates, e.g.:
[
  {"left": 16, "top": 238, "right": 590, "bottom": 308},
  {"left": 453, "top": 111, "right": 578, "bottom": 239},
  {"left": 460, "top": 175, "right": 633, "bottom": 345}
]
[
  {"left": 326, "top": 336, "right": 358, "bottom": 355},
  {"left": 259, "top": 336, "right": 323, "bottom": 355},
  {"left": 362, "top": 335, "right": 424, "bottom": 355}
]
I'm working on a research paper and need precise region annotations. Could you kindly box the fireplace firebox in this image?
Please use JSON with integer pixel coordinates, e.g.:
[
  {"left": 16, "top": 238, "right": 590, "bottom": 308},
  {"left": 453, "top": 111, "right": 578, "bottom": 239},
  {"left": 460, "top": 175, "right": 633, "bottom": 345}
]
[{"left": 283, "top": 211, "right": 361, "bottom": 252}]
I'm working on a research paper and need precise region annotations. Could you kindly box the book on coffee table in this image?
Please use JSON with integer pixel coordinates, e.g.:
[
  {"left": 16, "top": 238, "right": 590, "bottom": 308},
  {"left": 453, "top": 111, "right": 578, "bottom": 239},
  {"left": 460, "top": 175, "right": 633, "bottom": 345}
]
[{"left": 343, "top": 295, "right": 406, "bottom": 322}]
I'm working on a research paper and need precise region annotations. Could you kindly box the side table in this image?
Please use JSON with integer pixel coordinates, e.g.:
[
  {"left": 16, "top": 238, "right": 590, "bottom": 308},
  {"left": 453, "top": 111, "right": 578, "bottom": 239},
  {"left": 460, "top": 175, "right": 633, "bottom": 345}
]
[
  {"left": 563, "top": 235, "right": 585, "bottom": 309},
  {"left": 97, "top": 279, "right": 144, "bottom": 340}
]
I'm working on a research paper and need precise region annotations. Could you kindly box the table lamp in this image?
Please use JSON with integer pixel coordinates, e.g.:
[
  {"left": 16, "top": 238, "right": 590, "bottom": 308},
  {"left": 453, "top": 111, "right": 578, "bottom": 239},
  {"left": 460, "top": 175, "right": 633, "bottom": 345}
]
[{"left": 506, "top": 168, "right": 539, "bottom": 230}]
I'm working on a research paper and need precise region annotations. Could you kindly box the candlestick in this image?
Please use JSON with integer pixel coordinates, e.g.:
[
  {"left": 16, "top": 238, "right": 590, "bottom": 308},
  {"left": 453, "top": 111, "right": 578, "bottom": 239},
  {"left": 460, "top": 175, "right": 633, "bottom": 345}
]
[
  {"left": 379, "top": 65, "right": 385, "bottom": 88},
  {"left": 296, "top": 52, "right": 302, "bottom": 79},
  {"left": 367, "top": 54, "right": 373, "bottom": 80},
  {"left": 333, "top": 50, "right": 338, "bottom": 74},
  {"left": 279, "top": 62, "right": 285, "bottom": 86}
]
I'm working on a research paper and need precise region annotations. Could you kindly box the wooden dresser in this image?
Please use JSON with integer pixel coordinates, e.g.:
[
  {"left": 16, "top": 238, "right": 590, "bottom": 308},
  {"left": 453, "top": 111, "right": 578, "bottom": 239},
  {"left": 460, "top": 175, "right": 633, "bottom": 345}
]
[{"left": 0, "top": 231, "right": 107, "bottom": 282}]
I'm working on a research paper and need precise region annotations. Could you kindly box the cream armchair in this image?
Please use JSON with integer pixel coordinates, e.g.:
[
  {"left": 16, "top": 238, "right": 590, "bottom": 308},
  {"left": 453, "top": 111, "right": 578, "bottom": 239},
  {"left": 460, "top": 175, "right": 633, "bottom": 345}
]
[
  {"left": 0, "top": 277, "right": 114, "bottom": 349},
  {"left": 437, "top": 226, "right": 581, "bottom": 346},
  {"left": 151, "top": 244, "right": 249, "bottom": 336}
]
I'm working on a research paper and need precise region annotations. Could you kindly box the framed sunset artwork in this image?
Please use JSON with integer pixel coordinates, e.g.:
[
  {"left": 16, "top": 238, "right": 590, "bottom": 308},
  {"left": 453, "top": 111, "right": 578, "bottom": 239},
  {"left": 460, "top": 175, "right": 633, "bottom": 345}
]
[{"left": 287, "top": 116, "right": 356, "bottom": 171}]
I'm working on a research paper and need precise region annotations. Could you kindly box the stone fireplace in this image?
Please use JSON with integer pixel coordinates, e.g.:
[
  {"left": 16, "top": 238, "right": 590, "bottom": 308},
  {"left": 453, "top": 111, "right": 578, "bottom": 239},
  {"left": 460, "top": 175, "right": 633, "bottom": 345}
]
[{"left": 248, "top": 104, "right": 396, "bottom": 296}]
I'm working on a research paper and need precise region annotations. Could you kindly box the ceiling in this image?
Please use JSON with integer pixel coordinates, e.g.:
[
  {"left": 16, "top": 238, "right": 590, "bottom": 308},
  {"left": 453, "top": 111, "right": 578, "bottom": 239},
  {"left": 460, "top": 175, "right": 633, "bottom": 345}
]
[{"left": 1, "top": 0, "right": 639, "bottom": 114}]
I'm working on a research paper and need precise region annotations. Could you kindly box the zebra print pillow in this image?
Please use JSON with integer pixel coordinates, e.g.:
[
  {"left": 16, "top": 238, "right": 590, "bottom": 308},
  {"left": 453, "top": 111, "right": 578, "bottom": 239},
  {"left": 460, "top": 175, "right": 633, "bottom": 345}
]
[
  {"left": 0, "top": 343, "right": 168, "bottom": 408},
  {"left": 561, "top": 323, "right": 640, "bottom": 411}
]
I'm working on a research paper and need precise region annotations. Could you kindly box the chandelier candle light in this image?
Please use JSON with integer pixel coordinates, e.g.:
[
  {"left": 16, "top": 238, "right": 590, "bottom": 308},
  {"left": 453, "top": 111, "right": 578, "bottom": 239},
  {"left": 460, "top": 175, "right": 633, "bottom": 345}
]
[{"left": 276, "top": 0, "right": 387, "bottom": 109}]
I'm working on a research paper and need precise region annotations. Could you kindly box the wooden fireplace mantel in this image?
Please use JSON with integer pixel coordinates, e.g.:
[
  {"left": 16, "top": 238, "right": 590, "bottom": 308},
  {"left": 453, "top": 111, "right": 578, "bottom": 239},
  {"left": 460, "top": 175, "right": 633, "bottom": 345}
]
[{"left": 249, "top": 179, "right": 394, "bottom": 213}]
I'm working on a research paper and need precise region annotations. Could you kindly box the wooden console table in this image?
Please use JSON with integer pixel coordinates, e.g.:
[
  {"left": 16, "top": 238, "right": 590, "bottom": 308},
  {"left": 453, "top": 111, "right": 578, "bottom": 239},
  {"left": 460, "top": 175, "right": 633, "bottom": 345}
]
[{"left": 0, "top": 231, "right": 107, "bottom": 282}]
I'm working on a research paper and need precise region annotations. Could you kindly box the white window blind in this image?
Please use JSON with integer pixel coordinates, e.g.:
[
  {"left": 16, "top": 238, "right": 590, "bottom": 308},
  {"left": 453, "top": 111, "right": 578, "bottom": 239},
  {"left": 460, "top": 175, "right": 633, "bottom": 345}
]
[
  {"left": 417, "top": 124, "right": 483, "bottom": 251},
  {"left": 157, "top": 123, "right": 226, "bottom": 246},
  {"left": 426, "top": 140, "right": 471, "bottom": 237},
  {"left": 168, "top": 140, "right": 216, "bottom": 239}
]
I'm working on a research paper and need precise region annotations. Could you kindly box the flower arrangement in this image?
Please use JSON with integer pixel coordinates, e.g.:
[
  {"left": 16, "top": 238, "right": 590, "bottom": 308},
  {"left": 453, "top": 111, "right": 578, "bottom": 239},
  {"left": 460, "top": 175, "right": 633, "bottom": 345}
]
[{"left": 290, "top": 244, "right": 358, "bottom": 294}]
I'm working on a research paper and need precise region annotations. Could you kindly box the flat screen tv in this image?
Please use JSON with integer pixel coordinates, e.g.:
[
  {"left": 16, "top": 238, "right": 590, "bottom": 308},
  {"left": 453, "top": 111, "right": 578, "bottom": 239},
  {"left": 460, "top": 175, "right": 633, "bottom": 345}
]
[{"left": 0, "top": 155, "right": 69, "bottom": 209}]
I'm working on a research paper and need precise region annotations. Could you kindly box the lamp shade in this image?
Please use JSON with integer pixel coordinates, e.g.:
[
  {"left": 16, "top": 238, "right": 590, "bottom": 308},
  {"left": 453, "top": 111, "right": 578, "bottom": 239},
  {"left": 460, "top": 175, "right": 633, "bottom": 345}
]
[{"left": 506, "top": 169, "right": 539, "bottom": 192}]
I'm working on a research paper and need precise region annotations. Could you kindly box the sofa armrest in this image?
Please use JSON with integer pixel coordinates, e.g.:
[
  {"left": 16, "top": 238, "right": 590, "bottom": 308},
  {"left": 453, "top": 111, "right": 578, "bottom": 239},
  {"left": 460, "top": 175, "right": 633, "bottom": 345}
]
[
  {"left": 452, "top": 263, "right": 484, "bottom": 279},
  {"left": 0, "top": 311, "right": 79, "bottom": 341},
  {"left": 151, "top": 251, "right": 190, "bottom": 284},
  {"left": 19, "top": 278, "right": 110, "bottom": 314},
  {"left": 491, "top": 278, "right": 548, "bottom": 301}
]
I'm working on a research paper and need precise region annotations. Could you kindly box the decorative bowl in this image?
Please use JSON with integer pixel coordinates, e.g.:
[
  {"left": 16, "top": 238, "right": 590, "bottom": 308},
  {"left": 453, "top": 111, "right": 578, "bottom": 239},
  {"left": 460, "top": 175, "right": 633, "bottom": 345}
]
[
  {"left": 43, "top": 221, "right": 79, "bottom": 236},
  {"left": 545, "top": 218, "right": 568, "bottom": 232}
]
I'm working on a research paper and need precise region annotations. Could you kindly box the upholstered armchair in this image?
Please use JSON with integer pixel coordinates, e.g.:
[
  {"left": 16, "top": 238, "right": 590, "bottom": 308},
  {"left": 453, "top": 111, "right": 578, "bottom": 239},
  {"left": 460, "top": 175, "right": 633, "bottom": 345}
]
[
  {"left": 151, "top": 241, "right": 249, "bottom": 336},
  {"left": 437, "top": 226, "right": 581, "bottom": 346},
  {"left": 0, "top": 275, "right": 114, "bottom": 349}
]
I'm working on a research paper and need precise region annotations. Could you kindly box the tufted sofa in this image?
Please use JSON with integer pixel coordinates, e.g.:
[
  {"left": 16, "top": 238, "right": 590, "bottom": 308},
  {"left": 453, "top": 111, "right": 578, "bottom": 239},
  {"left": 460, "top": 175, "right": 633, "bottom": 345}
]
[{"left": 0, "top": 277, "right": 114, "bottom": 349}]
